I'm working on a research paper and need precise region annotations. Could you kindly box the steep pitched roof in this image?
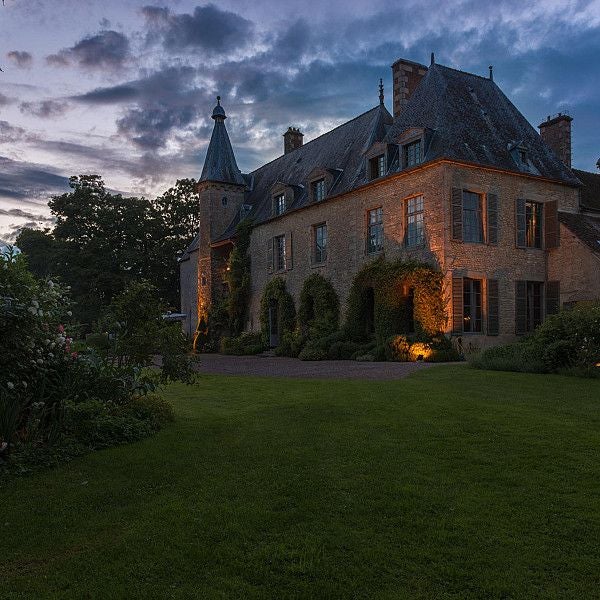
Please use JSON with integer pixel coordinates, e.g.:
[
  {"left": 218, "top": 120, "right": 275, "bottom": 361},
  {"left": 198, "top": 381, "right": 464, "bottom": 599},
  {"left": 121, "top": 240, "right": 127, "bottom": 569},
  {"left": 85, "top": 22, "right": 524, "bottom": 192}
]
[
  {"left": 213, "top": 103, "right": 393, "bottom": 241},
  {"left": 572, "top": 169, "right": 600, "bottom": 212},
  {"left": 385, "top": 63, "right": 580, "bottom": 186},
  {"left": 559, "top": 212, "right": 600, "bottom": 255},
  {"left": 200, "top": 99, "right": 245, "bottom": 186}
]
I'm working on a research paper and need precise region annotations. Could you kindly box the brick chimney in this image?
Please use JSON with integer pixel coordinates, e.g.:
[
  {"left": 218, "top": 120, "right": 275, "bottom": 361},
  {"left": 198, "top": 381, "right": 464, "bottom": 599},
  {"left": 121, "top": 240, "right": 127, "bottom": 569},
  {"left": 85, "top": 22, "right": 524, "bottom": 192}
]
[
  {"left": 391, "top": 58, "right": 428, "bottom": 118},
  {"left": 538, "top": 113, "right": 573, "bottom": 168},
  {"left": 283, "top": 127, "right": 303, "bottom": 154}
]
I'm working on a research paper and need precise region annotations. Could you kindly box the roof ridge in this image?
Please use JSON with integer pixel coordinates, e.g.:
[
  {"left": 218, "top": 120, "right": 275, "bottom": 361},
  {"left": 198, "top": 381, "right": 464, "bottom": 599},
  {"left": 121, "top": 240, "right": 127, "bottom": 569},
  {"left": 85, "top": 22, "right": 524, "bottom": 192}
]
[
  {"left": 249, "top": 104, "right": 387, "bottom": 175},
  {"left": 434, "top": 62, "right": 494, "bottom": 82}
]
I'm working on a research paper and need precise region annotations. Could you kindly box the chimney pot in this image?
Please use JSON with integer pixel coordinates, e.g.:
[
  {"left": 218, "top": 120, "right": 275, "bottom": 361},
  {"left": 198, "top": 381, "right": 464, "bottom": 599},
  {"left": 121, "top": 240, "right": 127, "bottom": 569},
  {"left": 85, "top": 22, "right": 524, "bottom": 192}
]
[
  {"left": 390, "top": 57, "right": 428, "bottom": 118},
  {"left": 283, "top": 126, "right": 303, "bottom": 154},
  {"left": 538, "top": 113, "right": 573, "bottom": 168}
]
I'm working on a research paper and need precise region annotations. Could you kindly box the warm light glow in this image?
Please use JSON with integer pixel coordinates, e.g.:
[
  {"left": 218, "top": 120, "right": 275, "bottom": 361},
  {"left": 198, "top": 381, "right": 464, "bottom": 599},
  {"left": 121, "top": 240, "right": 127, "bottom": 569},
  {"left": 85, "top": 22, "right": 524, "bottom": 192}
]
[{"left": 409, "top": 342, "right": 433, "bottom": 362}]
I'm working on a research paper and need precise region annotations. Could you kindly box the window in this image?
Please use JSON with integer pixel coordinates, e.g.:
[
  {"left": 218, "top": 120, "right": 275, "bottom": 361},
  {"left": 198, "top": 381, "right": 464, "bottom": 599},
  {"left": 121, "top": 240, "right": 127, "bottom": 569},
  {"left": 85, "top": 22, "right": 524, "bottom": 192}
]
[
  {"left": 367, "top": 207, "right": 383, "bottom": 254},
  {"left": 221, "top": 196, "right": 228, "bottom": 207},
  {"left": 404, "top": 140, "right": 422, "bottom": 167},
  {"left": 462, "top": 190, "right": 484, "bottom": 243},
  {"left": 406, "top": 195, "right": 424, "bottom": 246},
  {"left": 312, "top": 179, "right": 326, "bottom": 202},
  {"left": 275, "top": 234, "right": 286, "bottom": 271},
  {"left": 369, "top": 154, "right": 385, "bottom": 179},
  {"left": 313, "top": 223, "right": 327, "bottom": 264},
  {"left": 525, "top": 200, "right": 542, "bottom": 248},
  {"left": 273, "top": 193, "right": 286, "bottom": 216},
  {"left": 463, "top": 278, "right": 482, "bottom": 333},
  {"left": 526, "top": 281, "right": 543, "bottom": 331},
  {"left": 519, "top": 149, "right": 527, "bottom": 164}
]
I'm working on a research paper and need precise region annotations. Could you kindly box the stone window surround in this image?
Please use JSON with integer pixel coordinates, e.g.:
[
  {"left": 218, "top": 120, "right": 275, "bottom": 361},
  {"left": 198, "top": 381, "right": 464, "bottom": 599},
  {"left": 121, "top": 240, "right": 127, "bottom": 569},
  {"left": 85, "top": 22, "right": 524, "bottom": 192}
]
[
  {"left": 452, "top": 270, "right": 495, "bottom": 336},
  {"left": 312, "top": 222, "right": 328, "bottom": 266},
  {"left": 453, "top": 185, "right": 497, "bottom": 246},
  {"left": 404, "top": 193, "right": 425, "bottom": 247},
  {"left": 366, "top": 205, "right": 384, "bottom": 255}
]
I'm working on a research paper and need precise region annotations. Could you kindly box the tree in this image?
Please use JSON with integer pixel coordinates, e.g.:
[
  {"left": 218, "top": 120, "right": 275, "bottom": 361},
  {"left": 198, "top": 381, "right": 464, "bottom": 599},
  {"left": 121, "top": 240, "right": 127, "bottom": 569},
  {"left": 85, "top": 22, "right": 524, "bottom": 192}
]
[{"left": 15, "top": 228, "right": 56, "bottom": 278}]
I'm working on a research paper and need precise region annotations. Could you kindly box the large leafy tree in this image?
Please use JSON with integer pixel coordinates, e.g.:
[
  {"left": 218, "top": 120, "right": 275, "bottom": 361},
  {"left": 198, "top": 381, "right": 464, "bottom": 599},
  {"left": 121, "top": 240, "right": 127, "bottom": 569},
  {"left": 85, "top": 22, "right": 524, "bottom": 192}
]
[{"left": 16, "top": 175, "right": 199, "bottom": 329}]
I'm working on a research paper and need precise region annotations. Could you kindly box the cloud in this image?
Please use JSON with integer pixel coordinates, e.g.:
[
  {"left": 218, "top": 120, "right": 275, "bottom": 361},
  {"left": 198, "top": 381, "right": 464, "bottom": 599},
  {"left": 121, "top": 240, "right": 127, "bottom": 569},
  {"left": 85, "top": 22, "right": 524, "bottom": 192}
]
[
  {"left": 0, "top": 93, "right": 15, "bottom": 106},
  {"left": 19, "top": 100, "right": 71, "bottom": 118},
  {"left": 141, "top": 4, "right": 254, "bottom": 54},
  {"left": 46, "top": 30, "right": 130, "bottom": 71},
  {"left": 0, "top": 207, "right": 54, "bottom": 222},
  {"left": 0, "top": 156, "right": 70, "bottom": 202},
  {"left": 0, "top": 121, "right": 29, "bottom": 143},
  {"left": 6, "top": 50, "right": 33, "bottom": 69},
  {"left": 72, "top": 84, "right": 139, "bottom": 104}
]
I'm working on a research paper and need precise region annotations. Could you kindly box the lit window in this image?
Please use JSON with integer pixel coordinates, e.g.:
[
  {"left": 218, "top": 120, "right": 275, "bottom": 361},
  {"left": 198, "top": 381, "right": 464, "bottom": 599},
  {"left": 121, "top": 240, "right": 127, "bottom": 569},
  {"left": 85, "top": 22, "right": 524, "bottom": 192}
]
[
  {"left": 312, "top": 179, "right": 326, "bottom": 202},
  {"left": 406, "top": 195, "right": 424, "bottom": 247},
  {"left": 404, "top": 140, "right": 422, "bottom": 167},
  {"left": 313, "top": 223, "right": 327, "bottom": 263},
  {"left": 369, "top": 154, "right": 385, "bottom": 179},
  {"left": 525, "top": 201, "right": 542, "bottom": 248},
  {"left": 367, "top": 207, "right": 383, "bottom": 254},
  {"left": 274, "top": 194, "right": 286, "bottom": 216},
  {"left": 462, "top": 190, "right": 484, "bottom": 243},
  {"left": 463, "top": 278, "right": 482, "bottom": 333},
  {"left": 275, "top": 235, "right": 286, "bottom": 271}
]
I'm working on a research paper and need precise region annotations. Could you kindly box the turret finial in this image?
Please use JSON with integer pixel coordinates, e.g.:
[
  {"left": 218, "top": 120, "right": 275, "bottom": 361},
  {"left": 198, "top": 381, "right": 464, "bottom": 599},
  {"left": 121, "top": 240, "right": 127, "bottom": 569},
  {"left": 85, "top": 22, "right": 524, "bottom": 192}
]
[
  {"left": 489, "top": 65, "right": 494, "bottom": 81},
  {"left": 430, "top": 52, "right": 435, "bottom": 65},
  {"left": 212, "top": 95, "right": 226, "bottom": 120},
  {"left": 378, "top": 78, "right": 384, "bottom": 105}
]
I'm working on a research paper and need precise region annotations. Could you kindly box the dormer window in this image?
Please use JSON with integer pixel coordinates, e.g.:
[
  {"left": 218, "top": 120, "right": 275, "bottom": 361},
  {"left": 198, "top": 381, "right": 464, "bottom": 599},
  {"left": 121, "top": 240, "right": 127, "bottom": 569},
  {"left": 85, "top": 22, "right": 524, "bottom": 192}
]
[
  {"left": 404, "top": 139, "right": 422, "bottom": 168},
  {"left": 519, "top": 149, "right": 527, "bottom": 164},
  {"left": 369, "top": 154, "right": 386, "bottom": 180},
  {"left": 273, "top": 193, "right": 286, "bottom": 216},
  {"left": 312, "top": 178, "right": 326, "bottom": 202}
]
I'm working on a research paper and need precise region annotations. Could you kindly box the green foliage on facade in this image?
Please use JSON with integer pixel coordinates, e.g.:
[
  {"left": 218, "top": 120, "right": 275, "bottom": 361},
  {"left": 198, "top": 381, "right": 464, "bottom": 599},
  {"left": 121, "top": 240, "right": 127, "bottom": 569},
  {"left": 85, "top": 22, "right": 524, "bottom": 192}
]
[
  {"left": 259, "top": 277, "right": 296, "bottom": 352},
  {"left": 344, "top": 258, "right": 446, "bottom": 344},
  {"left": 225, "top": 219, "right": 253, "bottom": 336},
  {"left": 298, "top": 273, "right": 340, "bottom": 339}
]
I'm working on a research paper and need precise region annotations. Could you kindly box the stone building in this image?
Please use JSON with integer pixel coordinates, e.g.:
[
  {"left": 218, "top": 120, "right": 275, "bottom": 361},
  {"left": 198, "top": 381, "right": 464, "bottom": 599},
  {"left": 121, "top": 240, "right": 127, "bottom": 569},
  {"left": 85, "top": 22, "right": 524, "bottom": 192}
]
[{"left": 179, "top": 55, "right": 600, "bottom": 348}]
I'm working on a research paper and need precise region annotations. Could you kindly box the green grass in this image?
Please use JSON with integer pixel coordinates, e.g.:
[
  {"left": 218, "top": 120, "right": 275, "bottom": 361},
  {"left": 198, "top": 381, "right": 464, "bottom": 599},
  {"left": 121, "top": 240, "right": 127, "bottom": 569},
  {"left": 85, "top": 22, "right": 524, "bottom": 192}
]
[{"left": 2, "top": 366, "right": 600, "bottom": 599}]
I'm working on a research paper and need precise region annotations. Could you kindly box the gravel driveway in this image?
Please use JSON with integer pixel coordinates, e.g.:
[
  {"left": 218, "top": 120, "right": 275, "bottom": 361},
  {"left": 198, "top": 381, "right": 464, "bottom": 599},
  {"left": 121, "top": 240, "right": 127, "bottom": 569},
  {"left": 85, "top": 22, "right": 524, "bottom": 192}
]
[{"left": 194, "top": 353, "right": 438, "bottom": 380}]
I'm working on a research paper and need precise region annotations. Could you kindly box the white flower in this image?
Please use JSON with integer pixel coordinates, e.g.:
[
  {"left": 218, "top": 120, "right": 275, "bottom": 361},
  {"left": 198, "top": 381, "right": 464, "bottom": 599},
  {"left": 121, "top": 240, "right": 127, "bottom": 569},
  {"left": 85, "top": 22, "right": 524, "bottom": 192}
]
[
  {"left": 28, "top": 306, "right": 37, "bottom": 315},
  {"left": 48, "top": 280, "right": 54, "bottom": 288},
  {"left": 7, "top": 382, "right": 14, "bottom": 390},
  {"left": 48, "top": 352, "right": 54, "bottom": 358},
  {"left": 37, "top": 359, "right": 44, "bottom": 365},
  {"left": 22, "top": 381, "right": 27, "bottom": 388},
  {"left": 66, "top": 311, "right": 72, "bottom": 317},
  {"left": 31, "top": 300, "right": 39, "bottom": 308}
]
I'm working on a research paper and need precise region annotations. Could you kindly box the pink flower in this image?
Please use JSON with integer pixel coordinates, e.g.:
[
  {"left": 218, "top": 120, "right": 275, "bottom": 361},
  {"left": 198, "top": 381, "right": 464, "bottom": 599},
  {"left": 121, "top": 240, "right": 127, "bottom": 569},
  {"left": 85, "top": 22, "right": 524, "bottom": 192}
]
[
  {"left": 71, "top": 351, "right": 78, "bottom": 359},
  {"left": 58, "top": 324, "right": 65, "bottom": 333}
]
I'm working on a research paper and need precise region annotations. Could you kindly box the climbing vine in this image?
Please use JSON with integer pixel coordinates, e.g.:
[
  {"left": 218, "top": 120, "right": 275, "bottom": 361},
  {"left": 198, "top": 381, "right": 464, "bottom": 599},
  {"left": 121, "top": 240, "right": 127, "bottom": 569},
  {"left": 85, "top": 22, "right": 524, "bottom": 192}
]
[
  {"left": 298, "top": 273, "right": 340, "bottom": 339},
  {"left": 225, "top": 219, "right": 253, "bottom": 336},
  {"left": 344, "top": 258, "right": 446, "bottom": 343},
  {"left": 259, "top": 277, "right": 296, "bottom": 346}
]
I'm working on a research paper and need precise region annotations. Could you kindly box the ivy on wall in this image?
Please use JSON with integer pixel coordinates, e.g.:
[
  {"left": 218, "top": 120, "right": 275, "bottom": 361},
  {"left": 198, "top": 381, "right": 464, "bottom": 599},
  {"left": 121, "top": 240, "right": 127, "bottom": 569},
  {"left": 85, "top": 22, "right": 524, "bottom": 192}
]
[
  {"left": 344, "top": 258, "right": 446, "bottom": 343},
  {"left": 259, "top": 277, "right": 296, "bottom": 346},
  {"left": 225, "top": 219, "right": 253, "bottom": 336},
  {"left": 298, "top": 273, "right": 340, "bottom": 339}
]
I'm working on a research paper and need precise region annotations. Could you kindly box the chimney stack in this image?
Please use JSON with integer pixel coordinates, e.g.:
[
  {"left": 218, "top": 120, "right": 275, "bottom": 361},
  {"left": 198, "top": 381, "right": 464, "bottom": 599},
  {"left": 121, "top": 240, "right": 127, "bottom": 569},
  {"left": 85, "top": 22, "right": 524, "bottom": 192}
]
[
  {"left": 538, "top": 113, "right": 573, "bottom": 168},
  {"left": 391, "top": 58, "right": 428, "bottom": 118},
  {"left": 283, "top": 127, "right": 303, "bottom": 154}
]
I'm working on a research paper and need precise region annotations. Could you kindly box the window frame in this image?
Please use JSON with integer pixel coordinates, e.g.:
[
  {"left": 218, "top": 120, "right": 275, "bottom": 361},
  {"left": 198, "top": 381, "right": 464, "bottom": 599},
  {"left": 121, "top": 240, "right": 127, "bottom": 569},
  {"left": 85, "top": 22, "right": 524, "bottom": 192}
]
[
  {"left": 367, "top": 206, "right": 384, "bottom": 255},
  {"left": 274, "top": 234, "right": 286, "bottom": 272},
  {"left": 405, "top": 194, "right": 424, "bottom": 247},
  {"left": 403, "top": 139, "right": 422, "bottom": 168},
  {"left": 311, "top": 178, "right": 326, "bottom": 203},
  {"left": 462, "top": 190, "right": 484, "bottom": 244},
  {"left": 462, "top": 277, "right": 483, "bottom": 333},
  {"left": 369, "top": 154, "right": 386, "bottom": 180},
  {"left": 525, "top": 200, "right": 543, "bottom": 249},
  {"left": 273, "top": 193, "right": 286, "bottom": 216},
  {"left": 313, "top": 222, "right": 328, "bottom": 265}
]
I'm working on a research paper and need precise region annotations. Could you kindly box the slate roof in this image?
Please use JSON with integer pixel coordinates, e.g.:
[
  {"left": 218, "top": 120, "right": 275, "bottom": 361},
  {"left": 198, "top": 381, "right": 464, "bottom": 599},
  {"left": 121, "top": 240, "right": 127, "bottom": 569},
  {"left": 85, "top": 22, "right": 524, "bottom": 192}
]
[
  {"left": 199, "top": 100, "right": 245, "bottom": 186},
  {"left": 572, "top": 169, "right": 600, "bottom": 213},
  {"left": 384, "top": 63, "right": 580, "bottom": 186},
  {"left": 559, "top": 212, "right": 600, "bottom": 255}
]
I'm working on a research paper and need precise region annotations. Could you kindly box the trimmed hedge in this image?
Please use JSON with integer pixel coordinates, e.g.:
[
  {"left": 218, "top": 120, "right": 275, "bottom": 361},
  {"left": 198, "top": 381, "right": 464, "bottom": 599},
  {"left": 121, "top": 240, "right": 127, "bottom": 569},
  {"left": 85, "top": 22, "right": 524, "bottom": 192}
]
[
  {"left": 298, "top": 273, "right": 340, "bottom": 339},
  {"left": 220, "top": 333, "right": 265, "bottom": 355},
  {"left": 259, "top": 278, "right": 296, "bottom": 354}
]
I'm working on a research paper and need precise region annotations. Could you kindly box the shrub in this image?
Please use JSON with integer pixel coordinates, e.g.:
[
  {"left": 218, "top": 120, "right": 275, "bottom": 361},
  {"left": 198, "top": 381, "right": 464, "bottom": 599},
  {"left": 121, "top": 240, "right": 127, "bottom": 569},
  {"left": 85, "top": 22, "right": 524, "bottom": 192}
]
[
  {"left": 124, "top": 393, "right": 175, "bottom": 431},
  {"left": 385, "top": 335, "right": 411, "bottom": 361},
  {"left": 298, "top": 274, "right": 340, "bottom": 339},
  {"left": 469, "top": 343, "right": 546, "bottom": 374},
  {"left": 220, "top": 333, "right": 265, "bottom": 355},
  {"left": 327, "top": 340, "right": 362, "bottom": 360},
  {"left": 259, "top": 278, "right": 296, "bottom": 352},
  {"left": 298, "top": 340, "right": 328, "bottom": 361}
]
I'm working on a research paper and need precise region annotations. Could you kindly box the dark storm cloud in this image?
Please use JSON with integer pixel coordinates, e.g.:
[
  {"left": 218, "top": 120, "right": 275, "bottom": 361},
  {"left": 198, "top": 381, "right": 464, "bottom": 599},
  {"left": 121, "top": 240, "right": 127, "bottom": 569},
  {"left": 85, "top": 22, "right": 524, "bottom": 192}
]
[
  {"left": 46, "top": 30, "right": 130, "bottom": 71},
  {"left": 0, "top": 156, "right": 70, "bottom": 201},
  {"left": 72, "top": 84, "right": 139, "bottom": 104},
  {"left": 0, "top": 93, "right": 15, "bottom": 106},
  {"left": 0, "top": 207, "right": 54, "bottom": 222},
  {"left": 6, "top": 50, "right": 33, "bottom": 69},
  {"left": 19, "top": 100, "right": 71, "bottom": 118},
  {"left": 0, "top": 120, "right": 29, "bottom": 143},
  {"left": 141, "top": 4, "right": 254, "bottom": 54}
]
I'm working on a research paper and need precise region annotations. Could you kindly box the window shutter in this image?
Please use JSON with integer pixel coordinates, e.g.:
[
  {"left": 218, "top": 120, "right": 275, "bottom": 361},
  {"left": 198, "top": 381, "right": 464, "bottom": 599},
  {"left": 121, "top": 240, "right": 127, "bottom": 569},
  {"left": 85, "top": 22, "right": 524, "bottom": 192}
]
[
  {"left": 267, "top": 238, "right": 273, "bottom": 273},
  {"left": 487, "top": 279, "right": 499, "bottom": 335},
  {"left": 544, "top": 200, "right": 559, "bottom": 249},
  {"left": 286, "top": 231, "right": 293, "bottom": 270},
  {"left": 487, "top": 193, "right": 498, "bottom": 245},
  {"left": 452, "top": 276, "right": 463, "bottom": 334},
  {"left": 546, "top": 281, "right": 560, "bottom": 316},
  {"left": 516, "top": 199, "right": 526, "bottom": 247},
  {"left": 515, "top": 280, "right": 527, "bottom": 335},
  {"left": 451, "top": 188, "right": 463, "bottom": 241}
]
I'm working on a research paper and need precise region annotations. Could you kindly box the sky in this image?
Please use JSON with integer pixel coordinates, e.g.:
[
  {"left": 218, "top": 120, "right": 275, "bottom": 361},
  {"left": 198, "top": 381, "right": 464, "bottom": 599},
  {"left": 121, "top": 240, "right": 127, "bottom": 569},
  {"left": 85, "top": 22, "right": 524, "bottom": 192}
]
[{"left": 0, "top": 0, "right": 599, "bottom": 241}]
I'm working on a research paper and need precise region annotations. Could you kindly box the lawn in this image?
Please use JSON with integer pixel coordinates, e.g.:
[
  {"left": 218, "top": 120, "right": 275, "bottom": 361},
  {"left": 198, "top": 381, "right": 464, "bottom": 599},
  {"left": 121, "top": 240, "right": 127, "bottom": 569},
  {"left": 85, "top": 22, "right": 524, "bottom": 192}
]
[{"left": 2, "top": 366, "right": 600, "bottom": 599}]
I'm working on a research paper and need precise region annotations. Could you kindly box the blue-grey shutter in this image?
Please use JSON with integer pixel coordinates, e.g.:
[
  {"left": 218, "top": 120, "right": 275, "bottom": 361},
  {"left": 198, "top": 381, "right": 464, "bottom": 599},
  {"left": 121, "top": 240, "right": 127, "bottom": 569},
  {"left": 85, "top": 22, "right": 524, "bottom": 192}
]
[
  {"left": 544, "top": 201, "right": 559, "bottom": 249},
  {"left": 516, "top": 199, "right": 526, "bottom": 247},
  {"left": 545, "top": 281, "right": 560, "bottom": 316},
  {"left": 515, "top": 280, "right": 527, "bottom": 334},
  {"left": 286, "top": 231, "right": 293, "bottom": 270},
  {"left": 267, "top": 238, "right": 273, "bottom": 273},
  {"left": 452, "top": 276, "right": 463, "bottom": 334},
  {"left": 452, "top": 188, "right": 463, "bottom": 241},
  {"left": 487, "top": 193, "right": 498, "bottom": 245},
  {"left": 487, "top": 279, "right": 499, "bottom": 335}
]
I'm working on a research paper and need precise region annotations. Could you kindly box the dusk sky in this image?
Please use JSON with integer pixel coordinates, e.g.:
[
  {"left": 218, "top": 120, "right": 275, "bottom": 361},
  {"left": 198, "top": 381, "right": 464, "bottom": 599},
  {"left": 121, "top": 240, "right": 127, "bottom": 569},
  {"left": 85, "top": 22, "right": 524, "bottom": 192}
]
[{"left": 1, "top": 0, "right": 599, "bottom": 241}]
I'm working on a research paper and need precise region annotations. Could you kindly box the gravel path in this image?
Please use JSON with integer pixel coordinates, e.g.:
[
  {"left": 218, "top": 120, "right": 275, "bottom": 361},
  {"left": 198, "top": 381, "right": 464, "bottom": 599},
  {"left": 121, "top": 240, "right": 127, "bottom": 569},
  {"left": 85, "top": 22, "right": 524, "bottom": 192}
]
[{"left": 194, "top": 353, "right": 438, "bottom": 380}]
